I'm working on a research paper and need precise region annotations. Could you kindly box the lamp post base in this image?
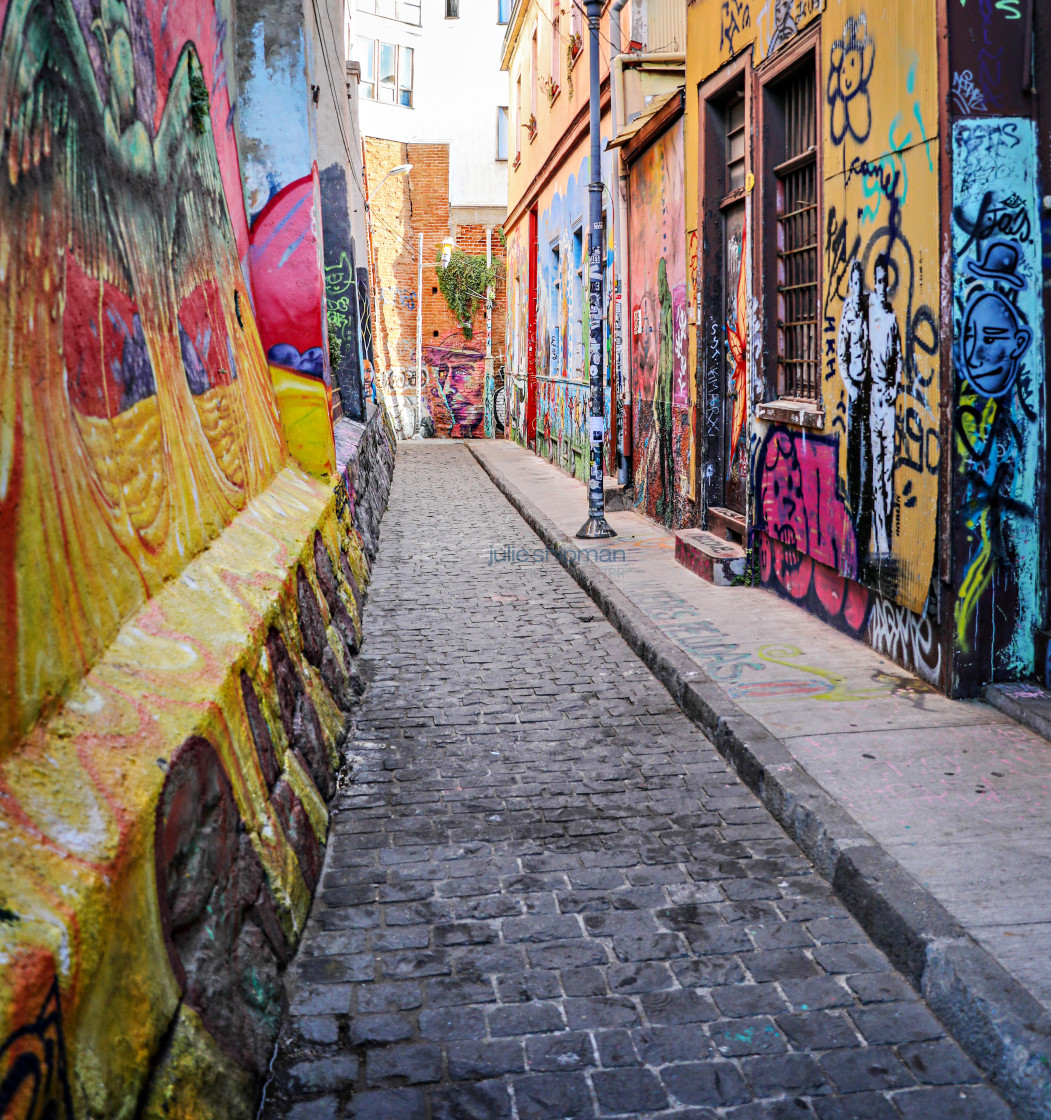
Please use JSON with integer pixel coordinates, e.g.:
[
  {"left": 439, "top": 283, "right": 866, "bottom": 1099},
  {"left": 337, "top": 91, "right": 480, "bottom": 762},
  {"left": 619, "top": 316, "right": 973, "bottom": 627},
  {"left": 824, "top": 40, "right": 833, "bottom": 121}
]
[{"left": 576, "top": 515, "right": 617, "bottom": 539}]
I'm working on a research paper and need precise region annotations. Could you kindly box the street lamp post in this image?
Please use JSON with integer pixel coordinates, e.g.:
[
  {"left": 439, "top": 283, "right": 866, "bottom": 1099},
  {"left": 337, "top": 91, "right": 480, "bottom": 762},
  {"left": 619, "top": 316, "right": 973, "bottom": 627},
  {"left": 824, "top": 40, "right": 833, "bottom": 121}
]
[{"left": 577, "top": 0, "right": 616, "bottom": 539}]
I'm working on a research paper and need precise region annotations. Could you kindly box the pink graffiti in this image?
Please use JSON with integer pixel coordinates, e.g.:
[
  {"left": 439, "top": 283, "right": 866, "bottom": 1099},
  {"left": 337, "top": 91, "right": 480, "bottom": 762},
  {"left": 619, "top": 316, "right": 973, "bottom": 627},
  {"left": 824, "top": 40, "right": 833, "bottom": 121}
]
[{"left": 755, "top": 427, "right": 868, "bottom": 634}]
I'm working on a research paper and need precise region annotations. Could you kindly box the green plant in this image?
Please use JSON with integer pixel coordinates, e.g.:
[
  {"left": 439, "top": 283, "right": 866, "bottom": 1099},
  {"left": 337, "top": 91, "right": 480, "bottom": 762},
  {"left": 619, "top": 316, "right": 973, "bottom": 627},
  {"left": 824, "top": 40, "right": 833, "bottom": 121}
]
[
  {"left": 435, "top": 250, "right": 501, "bottom": 341},
  {"left": 729, "top": 546, "right": 760, "bottom": 587},
  {"left": 565, "top": 40, "right": 578, "bottom": 100},
  {"left": 328, "top": 330, "right": 343, "bottom": 371},
  {"left": 188, "top": 66, "right": 210, "bottom": 134}
]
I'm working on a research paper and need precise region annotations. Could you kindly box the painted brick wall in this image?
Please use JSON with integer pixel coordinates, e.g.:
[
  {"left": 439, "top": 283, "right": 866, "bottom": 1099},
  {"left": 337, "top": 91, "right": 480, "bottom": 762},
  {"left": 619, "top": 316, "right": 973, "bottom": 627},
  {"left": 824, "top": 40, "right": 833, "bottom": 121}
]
[{"left": 364, "top": 139, "right": 507, "bottom": 438}]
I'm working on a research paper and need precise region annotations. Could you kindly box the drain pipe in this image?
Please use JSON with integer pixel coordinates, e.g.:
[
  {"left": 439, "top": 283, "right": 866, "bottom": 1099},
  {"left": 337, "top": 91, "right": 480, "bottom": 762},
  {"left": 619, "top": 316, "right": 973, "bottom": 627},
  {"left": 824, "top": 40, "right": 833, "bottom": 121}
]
[{"left": 610, "top": 0, "right": 631, "bottom": 486}]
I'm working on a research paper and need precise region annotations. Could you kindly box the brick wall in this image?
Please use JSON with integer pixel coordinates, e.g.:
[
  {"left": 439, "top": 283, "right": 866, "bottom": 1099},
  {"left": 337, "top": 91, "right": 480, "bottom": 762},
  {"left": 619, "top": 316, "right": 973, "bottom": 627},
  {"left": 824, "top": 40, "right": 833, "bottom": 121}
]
[{"left": 364, "top": 138, "right": 507, "bottom": 438}]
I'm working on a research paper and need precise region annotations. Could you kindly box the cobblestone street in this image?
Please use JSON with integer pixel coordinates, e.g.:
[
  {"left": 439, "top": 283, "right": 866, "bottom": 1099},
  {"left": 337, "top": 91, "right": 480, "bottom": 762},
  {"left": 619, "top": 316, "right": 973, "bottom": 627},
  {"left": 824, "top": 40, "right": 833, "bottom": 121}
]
[{"left": 262, "top": 441, "right": 1014, "bottom": 1120}]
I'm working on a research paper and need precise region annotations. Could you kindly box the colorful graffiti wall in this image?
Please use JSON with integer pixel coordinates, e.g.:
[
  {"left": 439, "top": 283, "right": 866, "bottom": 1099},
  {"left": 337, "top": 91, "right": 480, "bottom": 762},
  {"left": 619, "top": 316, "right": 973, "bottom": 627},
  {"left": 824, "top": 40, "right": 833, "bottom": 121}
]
[
  {"left": 506, "top": 223, "right": 531, "bottom": 444},
  {"left": 951, "top": 121, "right": 1044, "bottom": 687},
  {"left": 689, "top": 0, "right": 950, "bottom": 686},
  {"left": 0, "top": 0, "right": 387, "bottom": 1113},
  {"left": 525, "top": 151, "right": 615, "bottom": 479},
  {"left": 237, "top": 3, "right": 337, "bottom": 477},
  {"left": 944, "top": 0, "right": 1044, "bottom": 694},
  {"left": 811, "top": 2, "right": 941, "bottom": 618},
  {"left": 0, "top": 0, "right": 291, "bottom": 761},
  {"left": 628, "top": 116, "right": 692, "bottom": 527}
]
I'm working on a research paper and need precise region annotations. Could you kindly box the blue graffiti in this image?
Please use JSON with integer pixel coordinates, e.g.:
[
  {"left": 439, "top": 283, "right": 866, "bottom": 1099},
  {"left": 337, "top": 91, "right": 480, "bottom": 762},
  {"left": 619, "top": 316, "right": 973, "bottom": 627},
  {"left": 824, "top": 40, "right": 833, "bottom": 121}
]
[{"left": 959, "top": 242, "right": 1033, "bottom": 399}]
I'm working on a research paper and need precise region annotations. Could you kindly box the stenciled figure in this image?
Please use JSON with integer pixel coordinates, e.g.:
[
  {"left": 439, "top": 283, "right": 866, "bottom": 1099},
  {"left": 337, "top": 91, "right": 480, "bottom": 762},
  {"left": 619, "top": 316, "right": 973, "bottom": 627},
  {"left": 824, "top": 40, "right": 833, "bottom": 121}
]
[
  {"left": 867, "top": 255, "right": 902, "bottom": 556},
  {"left": 655, "top": 258, "right": 674, "bottom": 524},
  {"left": 837, "top": 261, "right": 871, "bottom": 551}
]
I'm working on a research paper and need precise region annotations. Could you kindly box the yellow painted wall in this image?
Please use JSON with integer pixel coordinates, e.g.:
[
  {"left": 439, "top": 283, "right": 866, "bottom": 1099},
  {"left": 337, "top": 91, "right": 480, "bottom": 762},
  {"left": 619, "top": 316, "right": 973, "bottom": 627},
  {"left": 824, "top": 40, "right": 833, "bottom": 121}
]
[
  {"left": 685, "top": 0, "right": 941, "bottom": 618},
  {"left": 0, "top": 465, "right": 373, "bottom": 1117}
]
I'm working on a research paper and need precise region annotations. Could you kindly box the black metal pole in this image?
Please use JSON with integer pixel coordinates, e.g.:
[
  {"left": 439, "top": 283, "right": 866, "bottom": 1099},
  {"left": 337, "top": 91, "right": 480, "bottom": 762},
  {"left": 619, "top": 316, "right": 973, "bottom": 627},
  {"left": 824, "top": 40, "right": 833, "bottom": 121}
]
[{"left": 577, "top": 0, "right": 616, "bottom": 539}]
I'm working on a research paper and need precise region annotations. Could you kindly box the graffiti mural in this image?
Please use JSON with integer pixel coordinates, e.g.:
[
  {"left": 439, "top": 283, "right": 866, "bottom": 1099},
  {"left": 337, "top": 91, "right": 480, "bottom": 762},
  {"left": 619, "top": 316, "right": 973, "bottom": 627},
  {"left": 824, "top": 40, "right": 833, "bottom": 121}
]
[
  {"left": 0, "top": 979, "right": 74, "bottom": 1119},
  {"left": 531, "top": 152, "right": 614, "bottom": 478},
  {"left": 628, "top": 118, "right": 692, "bottom": 527},
  {"left": 505, "top": 224, "right": 530, "bottom": 444},
  {"left": 711, "top": 0, "right": 823, "bottom": 69},
  {"left": 817, "top": 4, "right": 940, "bottom": 614},
  {"left": 952, "top": 117, "right": 1044, "bottom": 687},
  {"left": 320, "top": 163, "right": 366, "bottom": 421},
  {"left": 0, "top": 0, "right": 290, "bottom": 759},
  {"left": 753, "top": 426, "right": 871, "bottom": 635},
  {"left": 249, "top": 173, "right": 336, "bottom": 476},
  {"left": 827, "top": 14, "right": 874, "bottom": 145},
  {"left": 424, "top": 333, "right": 488, "bottom": 438}
]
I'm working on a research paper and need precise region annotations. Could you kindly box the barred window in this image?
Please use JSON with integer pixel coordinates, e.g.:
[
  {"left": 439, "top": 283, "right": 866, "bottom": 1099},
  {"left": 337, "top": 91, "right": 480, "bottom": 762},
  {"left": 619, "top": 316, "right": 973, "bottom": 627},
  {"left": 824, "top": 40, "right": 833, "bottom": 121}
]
[{"left": 774, "top": 68, "right": 818, "bottom": 400}]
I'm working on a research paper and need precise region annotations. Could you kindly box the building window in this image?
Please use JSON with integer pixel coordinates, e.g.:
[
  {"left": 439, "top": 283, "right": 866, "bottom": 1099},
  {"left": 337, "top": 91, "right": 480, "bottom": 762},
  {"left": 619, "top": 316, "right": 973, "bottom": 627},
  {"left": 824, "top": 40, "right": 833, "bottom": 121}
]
[
  {"left": 360, "top": 36, "right": 376, "bottom": 99},
  {"left": 570, "top": 1, "right": 582, "bottom": 51},
  {"left": 357, "top": 0, "right": 421, "bottom": 26},
  {"left": 498, "top": 0, "right": 512, "bottom": 23},
  {"left": 726, "top": 94, "right": 746, "bottom": 192},
  {"left": 515, "top": 74, "right": 522, "bottom": 159},
  {"left": 358, "top": 38, "right": 413, "bottom": 106},
  {"left": 768, "top": 60, "right": 819, "bottom": 400},
  {"left": 497, "top": 106, "right": 509, "bottom": 160},
  {"left": 446, "top": 0, "right": 459, "bottom": 17},
  {"left": 531, "top": 27, "right": 539, "bottom": 122},
  {"left": 398, "top": 45, "right": 413, "bottom": 106},
  {"left": 550, "top": 8, "right": 561, "bottom": 94}
]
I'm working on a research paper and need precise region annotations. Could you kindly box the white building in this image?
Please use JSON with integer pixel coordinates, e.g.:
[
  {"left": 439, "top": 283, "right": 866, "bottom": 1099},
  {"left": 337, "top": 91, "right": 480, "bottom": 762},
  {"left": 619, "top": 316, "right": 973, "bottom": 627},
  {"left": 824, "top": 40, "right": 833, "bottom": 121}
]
[{"left": 346, "top": 0, "right": 510, "bottom": 223}]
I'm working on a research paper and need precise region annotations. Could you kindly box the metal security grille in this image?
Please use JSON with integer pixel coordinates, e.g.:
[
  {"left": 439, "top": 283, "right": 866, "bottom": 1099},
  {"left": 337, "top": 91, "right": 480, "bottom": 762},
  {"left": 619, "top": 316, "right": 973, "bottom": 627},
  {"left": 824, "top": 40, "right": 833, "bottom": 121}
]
[{"left": 775, "top": 69, "right": 818, "bottom": 400}]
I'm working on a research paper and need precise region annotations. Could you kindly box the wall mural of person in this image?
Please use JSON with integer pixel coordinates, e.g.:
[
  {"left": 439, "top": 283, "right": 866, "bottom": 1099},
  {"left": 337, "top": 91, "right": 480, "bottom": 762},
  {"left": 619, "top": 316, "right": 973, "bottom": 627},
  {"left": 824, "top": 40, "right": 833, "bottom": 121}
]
[
  {"left": 837, "top": 261, "right": 871, "bottom": 554},
  {"left": 868, "top": 255, "right": 903, "bottom": 556},
  {"left": 960, "top": 241, "right": 1033, "bottom": 402},
  {"left": 655, "top": 257, "right": 675, "bottom": 524},
  {"left": 836, "top": 255, "right": 902, "bottom": 561}
]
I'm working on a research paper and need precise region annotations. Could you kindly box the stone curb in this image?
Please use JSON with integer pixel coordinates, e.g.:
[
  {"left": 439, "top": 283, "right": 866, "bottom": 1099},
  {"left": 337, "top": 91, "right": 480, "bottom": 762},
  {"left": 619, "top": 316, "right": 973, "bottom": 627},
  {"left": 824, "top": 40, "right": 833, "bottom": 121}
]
[{"left": 467, "top": 441, "right": 1051, "bottom": 1120}]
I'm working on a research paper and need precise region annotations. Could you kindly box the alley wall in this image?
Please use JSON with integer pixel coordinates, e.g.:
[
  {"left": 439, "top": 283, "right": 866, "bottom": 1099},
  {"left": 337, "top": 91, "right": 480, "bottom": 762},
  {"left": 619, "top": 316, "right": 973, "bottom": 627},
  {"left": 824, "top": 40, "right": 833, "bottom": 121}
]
[{"left": 0, "top": 0, "right": 394, "bottom": 1114}]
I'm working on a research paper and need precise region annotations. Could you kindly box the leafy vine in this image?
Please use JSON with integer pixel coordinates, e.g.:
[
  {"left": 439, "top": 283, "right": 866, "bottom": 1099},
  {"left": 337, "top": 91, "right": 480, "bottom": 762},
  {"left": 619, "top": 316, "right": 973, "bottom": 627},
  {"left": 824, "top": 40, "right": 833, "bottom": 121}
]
[{"left": 435, "top": 250, "right": 501, "bottom": 341}]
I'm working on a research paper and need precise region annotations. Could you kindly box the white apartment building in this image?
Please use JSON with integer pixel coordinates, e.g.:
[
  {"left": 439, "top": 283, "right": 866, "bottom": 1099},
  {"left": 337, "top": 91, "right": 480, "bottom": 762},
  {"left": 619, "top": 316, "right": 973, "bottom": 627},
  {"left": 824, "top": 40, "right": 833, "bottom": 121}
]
[{"left": 346, "top": 0, "right": 510, "bottom": 222}]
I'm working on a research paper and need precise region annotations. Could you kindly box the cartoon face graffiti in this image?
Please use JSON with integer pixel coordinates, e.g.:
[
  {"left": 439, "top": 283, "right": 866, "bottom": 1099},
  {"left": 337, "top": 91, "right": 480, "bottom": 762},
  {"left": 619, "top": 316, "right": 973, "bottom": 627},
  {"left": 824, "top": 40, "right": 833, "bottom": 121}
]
[
  {"left": 961, "top": 292, "right": 1032, "bottom": 399},
  {"left": 959, "top": 241, "right": 1032, "bottom": 400}
]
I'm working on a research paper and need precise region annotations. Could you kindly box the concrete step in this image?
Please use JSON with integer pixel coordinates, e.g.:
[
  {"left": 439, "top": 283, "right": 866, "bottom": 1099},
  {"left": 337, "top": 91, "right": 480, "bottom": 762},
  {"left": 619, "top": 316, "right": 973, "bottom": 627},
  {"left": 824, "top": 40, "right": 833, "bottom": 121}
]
[
  {"left": 674, "top": 528, "right": 747, "bottom": 586},
  {"left": 707, "top": 505, "right": 746, "bottom": 543},
  {"left": 985, "top": 680, "right": 1051, "bottom": 743},
  {"left": 603, "top": 483, "right": 635, "bottom": 512}
]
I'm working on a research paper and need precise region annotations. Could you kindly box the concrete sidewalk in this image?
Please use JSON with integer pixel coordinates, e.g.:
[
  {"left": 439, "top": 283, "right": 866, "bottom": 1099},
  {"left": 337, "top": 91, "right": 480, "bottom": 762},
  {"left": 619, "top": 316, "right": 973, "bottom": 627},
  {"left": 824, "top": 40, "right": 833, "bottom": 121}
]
[{"left": 469, "top": 438, "right": 1051, "bottom": 1120}]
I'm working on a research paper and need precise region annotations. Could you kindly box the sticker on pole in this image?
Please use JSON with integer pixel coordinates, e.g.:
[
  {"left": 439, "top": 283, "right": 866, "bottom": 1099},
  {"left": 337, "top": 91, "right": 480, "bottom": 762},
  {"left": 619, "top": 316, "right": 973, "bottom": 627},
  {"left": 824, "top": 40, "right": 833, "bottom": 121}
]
[{"left": 590, "top": 416, "right": 605, "bottom": 445}]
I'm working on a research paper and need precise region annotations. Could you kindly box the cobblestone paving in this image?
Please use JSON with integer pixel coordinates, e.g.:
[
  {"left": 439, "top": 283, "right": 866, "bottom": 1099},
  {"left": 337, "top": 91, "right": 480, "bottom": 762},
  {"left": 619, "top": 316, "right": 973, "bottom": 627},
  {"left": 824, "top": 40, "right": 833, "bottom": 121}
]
[{"left": 262, "top": 442, "right": 1014, "bottom": 1120}]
